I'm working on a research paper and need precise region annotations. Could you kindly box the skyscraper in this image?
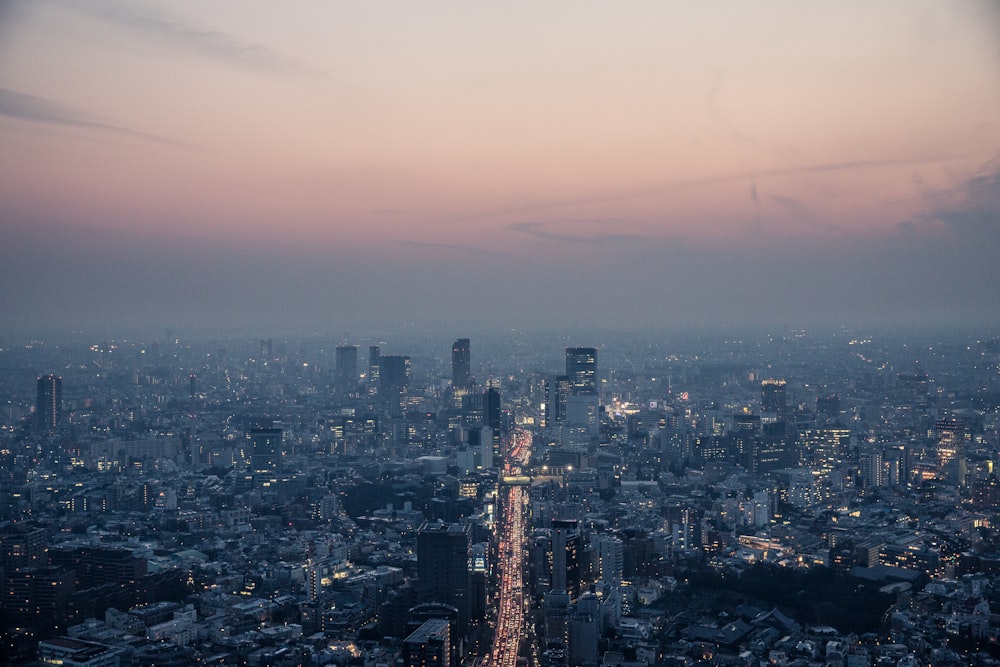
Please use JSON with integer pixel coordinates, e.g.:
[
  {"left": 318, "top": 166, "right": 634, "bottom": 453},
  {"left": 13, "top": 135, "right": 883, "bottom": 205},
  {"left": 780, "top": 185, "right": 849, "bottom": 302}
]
[
  {"left": 368, "top": 346, "right": 380, "bottom": 397},
  {"left": 402, "top": 618, "right": 453, "bottom": 667},
  {"left": 336, "top": 345, "right": 359, "bottom": 390},
  {"left": 452, "top": 338, "right": 471, "bottom": 389},
  {"left": 565, "top": 348, "right": 597, "bottom": 396},
  {"left": 417, "top": 521, "right": 470, "bottom": 627},
  {"left": 550, "top": 518, "right": 582, "bottom": 601},
  {"left": 760, "top": 378, "right": 788, "bottom": 434},
  {"left": 249, "top": 427, "right": 282, "bottom": 474},
  {"left": 379, "top": 355, "right": 411, "bottom": 416},
  {"left": 36, "top": 373, "right": 62, "bottom": 431}
]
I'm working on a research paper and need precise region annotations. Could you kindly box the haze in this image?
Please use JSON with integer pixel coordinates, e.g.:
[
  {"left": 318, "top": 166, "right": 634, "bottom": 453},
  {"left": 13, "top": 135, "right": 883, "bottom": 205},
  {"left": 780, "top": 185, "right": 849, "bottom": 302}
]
[{"left": 2, "top": 1, "right": 999, "bottom": 337}]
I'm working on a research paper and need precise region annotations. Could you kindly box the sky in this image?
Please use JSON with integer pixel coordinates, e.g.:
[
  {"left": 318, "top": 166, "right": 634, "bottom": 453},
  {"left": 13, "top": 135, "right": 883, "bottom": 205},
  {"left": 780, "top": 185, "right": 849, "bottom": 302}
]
[{"left": 1, "top": 1, "right": 999, "bottom": 338}]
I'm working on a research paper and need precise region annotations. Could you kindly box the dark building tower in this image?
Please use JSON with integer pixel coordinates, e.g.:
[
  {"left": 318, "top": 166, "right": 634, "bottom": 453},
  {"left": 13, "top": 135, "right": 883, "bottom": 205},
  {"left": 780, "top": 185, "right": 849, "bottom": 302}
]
[
  {"left": 402, "top": 618, "right": 453, "bottom": 667},
  {"left": 368, "top": 346, "right": 381, "bottom": 397},
  {"left": 249, "top": 427, "right": 282, "bottom": 474},
  {"left": 484, "top": 387, "right": 502, "bottom": 432},
  {"left": 36, "top": 373, "right": 62, "bottom": 431},
  {"left": 416, "top": 521, "right": 470, "bottom": 628},
  {"left": 452, "top": 338, "right": 471, "bottom": 389},
  {"left": 550, "top": 518, "right": 582, "bottom": 601},
  {"left": 565, "top": 348, "right": 597, "bottom": 396},
  {"left": 379, "top": 355, "right": 411, "bottom": 416},
  {"left": 336, "top": 345, "right": 359, "bottom": 390},
  {"left": 760, "top": 378, "right": 788, "bottom": 432}
]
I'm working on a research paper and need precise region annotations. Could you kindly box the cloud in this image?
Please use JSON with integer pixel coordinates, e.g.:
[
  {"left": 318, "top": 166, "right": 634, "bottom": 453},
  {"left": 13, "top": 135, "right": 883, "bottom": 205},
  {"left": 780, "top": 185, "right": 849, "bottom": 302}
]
[
  {"left": 398, "top": 240, "right": 501, "bottom": 257},
  {"left": 0, "top": 87, "right": 183, "bottom": 144},
  {"left": 60, "top": 0, "right": 323, "bottom": 77},
  {"left": 470, "top": 154, "right": 964, "bottom": 223},
  {"left": 507, "top": 221, "right": 650, "bottom": 248},
  {"left": 925, "top": 156, "right": 1000, "bottom": 239}
]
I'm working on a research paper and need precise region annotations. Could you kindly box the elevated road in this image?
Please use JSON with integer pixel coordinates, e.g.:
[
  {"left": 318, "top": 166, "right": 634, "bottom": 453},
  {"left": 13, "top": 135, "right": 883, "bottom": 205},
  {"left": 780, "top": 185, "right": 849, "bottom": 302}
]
[{"left": 484, "top": 429, "right": 532, "bottom": 667}]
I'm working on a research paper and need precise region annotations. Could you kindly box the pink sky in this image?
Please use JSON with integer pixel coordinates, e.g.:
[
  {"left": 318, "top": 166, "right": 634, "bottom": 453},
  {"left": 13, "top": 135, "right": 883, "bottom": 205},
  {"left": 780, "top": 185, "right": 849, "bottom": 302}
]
[{"left": 1, "top": 1, "right": 998, "bottom": 333}]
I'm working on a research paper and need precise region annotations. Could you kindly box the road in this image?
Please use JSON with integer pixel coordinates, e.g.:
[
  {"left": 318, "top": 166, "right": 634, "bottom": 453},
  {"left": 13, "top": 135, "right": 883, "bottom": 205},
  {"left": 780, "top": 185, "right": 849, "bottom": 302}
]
[{"left": 484, "top": 428, "right": 532, "bottom": 667}]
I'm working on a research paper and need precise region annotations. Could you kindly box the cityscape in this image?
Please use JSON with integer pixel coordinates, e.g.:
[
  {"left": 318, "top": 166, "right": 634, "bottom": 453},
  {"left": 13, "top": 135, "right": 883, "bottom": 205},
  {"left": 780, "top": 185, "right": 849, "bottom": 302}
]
[
  {"left": 2, "top": 2, "right": 1000, "bottom": 666},
  {"left": 2, "top": 328, "right": 1000, "bottom": 666}
]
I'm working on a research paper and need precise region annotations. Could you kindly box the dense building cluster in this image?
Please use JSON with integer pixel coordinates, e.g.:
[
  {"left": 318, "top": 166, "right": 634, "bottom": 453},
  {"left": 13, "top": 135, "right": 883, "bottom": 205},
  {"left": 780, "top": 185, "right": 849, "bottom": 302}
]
[{"left": 1, "top": 329, "right": 999, "bottom": 666}]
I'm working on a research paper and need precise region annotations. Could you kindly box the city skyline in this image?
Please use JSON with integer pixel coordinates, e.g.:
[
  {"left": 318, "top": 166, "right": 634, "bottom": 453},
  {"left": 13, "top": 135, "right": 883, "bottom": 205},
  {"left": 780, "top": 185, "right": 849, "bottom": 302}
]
[{"left": 2, "top": 1, "right": 999, "bottom": 336}]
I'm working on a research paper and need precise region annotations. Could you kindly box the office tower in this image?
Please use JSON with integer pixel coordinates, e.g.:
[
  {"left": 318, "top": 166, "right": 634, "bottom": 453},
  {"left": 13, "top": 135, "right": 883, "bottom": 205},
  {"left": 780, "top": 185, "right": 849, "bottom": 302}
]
[
  {"left": 189, "top": 373, "right": 197, "bottom": 398},
  {"left": 402, "top": 618, "right": 453, "bottom": 667},
  {"left": 379, "top": 355, "right": 411, "bottom": 416},
  {"left": 249, "top": 427, "right": 282, "bottom": 474},
  {"left": 36, "top": 373, "right": 62, "bottom": 431},
  {"left": 368, "top": 346, "right": 381, "bottom": 397},
  {"left": 760, "top": 378, "right": 788, "bottom": 424},
  {"left": 596, "top": 534, "right": 624, "bottom": 586},
  {"left": 565, "top": 347, "right": 597, "bottom": 395},
  {"left": 550, "top": 518, "right": 582, "bottom": 601},
  {"left": 484, "top": 387, "right": 502, "bottom": 431},
  {"left": 3, "top": 567, "right": 75, "bottom": 635},
  {"left": 452, "top": 338, "right": 471, "bottom": 389},
  {"left": 259, "top": 338, "right": 273, "bottom": 360},
  {"left": 0, "top": 524, "right": 47, "bottom": 575},
  {"left": 417, "top": 521, "right": 470, "bottom": 626},
  {"left": 336, "top": 345, "right": 359, "bottom": 389},
  {"left": 861, "top": 452, "right": 886, "bottom": 489},
  {"left": 545, "top": 374, "right": 572, "bottom": 425}
]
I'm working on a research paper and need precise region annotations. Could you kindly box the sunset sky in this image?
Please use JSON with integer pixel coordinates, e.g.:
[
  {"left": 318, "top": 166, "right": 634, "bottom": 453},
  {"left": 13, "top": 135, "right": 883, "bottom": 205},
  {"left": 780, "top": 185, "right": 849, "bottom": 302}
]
[{"left": 2, "top": 1, "right": 999, "bottom": 336}]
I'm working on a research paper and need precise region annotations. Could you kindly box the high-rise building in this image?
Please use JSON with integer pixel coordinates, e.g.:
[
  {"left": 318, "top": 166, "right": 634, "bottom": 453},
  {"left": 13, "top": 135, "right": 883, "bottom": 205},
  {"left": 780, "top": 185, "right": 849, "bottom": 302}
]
[
  {"left": 336, "top": 345, "right": 359, "bottom": 390},
  {"left": 550, "top": 518, "right": 582, "bottom": 601},
  {"left": 402, "top": 618, "right": 453, "bottom": 667},
  {"left": 566, "top": 348, "right": 597, "bottom": 396},
  {"left": 484, "top": 387, "right": 502, "bottom": 431},
  {"left": 596, "top": 534, "right": 624, "bottom": 586},
  {"left": 417, "top": 521, "right": 470, "bottom": 626},
  {"left": 452, "top": 339, "right": 471, "bottom": 390},
  {"left": 368, "top": 346, "right": 381, "bottom": 397},
  {"left": 249, "top": 427, "right": 282, "bottom": 474},
  {"left": 379, "top": 355, "right": 411, "bottom": 416},
  {"left": 36, "top": 373, "right": 62, "bottom": 431},
  {"left": 760, "top": 379, "right": 788, "bottom": 424},
  {"left": 0, "top": 524, "right": 47, "bottom": 575}
]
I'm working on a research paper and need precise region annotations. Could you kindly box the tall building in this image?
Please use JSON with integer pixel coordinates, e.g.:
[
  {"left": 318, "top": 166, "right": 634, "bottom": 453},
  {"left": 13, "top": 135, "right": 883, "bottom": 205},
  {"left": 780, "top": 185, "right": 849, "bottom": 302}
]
[
  {"left": 760, "top": 379, "right": 788, "bottom": 425},
  {"left": 417, "top": 521, "right": 470, "bottom": 627},
  {"left": 0, "top": 524, "right": 47, "bottom": 575},
  {"left": 484, "top": 387, "right": 502, "bottom": 431},
  {"left": 368, "top": 346, "right": 381, "bottom": 397},
  {"left": 249, "top": 427, "right": 282, "bottom": 474},
  {"left": 566, "top": 348, "right": 597, "bottom": 396},
  {"left": 402, "top": 618, "right": 453, "bottom": 667},
  {"left": 379, "top": 355, "right": 411, "bottom": 416},
  {"left": 596, "top": 534, "right": 624, "bottom": 586},
  {"left": 452, "top": 338, "right": 471, "bottom": 390},
  {"left": 336, "top": 345, "right": 359, "bottom": 390},
  {"left": 550, "top": 518, "right": 582, "bottom": 601},
  {"left": 36, "top": 373, "right": 62, "bottom": 431}
]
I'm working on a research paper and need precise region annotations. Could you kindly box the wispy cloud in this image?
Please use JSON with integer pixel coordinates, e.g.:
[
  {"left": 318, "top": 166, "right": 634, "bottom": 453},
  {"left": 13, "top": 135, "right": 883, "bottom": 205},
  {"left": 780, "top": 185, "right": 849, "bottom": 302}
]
[
  {"left": 471, "top": 154, "right": 963, "bottom": 223},
  {"left": 0, "top": 87, "right": 183, "bottom": 144},
  {"left": 60, "top": 0, "right": 323, "bottom": 78},
  {"left": 398, "top": 240, "right": 501, "bottom": 257},
  {"left": 508, "top": 221, "right": 652, "bottom": 247}
]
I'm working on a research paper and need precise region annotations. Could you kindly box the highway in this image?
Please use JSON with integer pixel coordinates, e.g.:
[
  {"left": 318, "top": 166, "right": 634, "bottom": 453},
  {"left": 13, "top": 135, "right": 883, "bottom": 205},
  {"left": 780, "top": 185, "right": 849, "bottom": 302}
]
[{"left": 484, "top": 428, "right": 532, "bottom": 667}]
